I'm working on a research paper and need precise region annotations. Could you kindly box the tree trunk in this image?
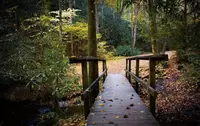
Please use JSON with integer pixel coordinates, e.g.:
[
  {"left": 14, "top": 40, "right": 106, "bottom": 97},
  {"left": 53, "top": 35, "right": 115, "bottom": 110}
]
[
  {"left": 95, "top": 1, "right": 99, "bottom": 33},
  {"left": 59, "top": 0, "right": 62, "bottom": 43},
  {"left": 101, "top": 0, "right": 104, "bottom": 20},
  {"left": 132, "top": 4, "right": 139, "bottom": 48},
  {"left": 88, "top": 0, "right": 98, "bottom": 85},
  {"left": 69, "top": 0, "right": 73, "bottom": 56},
  {"left": 119, "top": 0, "right": 128, "bottom": 18},
  {"left": 148, "top": 0, "right": 158, "bottom": 55}
]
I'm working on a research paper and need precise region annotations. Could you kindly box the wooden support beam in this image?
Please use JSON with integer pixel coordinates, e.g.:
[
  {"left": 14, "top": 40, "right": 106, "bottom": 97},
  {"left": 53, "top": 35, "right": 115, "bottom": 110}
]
[
  {"left": 103, "top": 60, "right": 107, "bottom": 82},
  {"left": 93, "top": 61, "right": 99, "bottom": 98},
  {"left": 82, "top": 61, "right": 88, "bottom": 91},
  {"left": 82, "top": 69, "right": 107, "bottom": 119},
  {"left": 135, "top": 59, "right": 139, "bottom": 93},
  {"left": 128, "top": 60, "right": 131, "bottom": 82},
  {"left": 149, "top": 59, "right": 156, "bottom": 116},
  {"left": 82, "top": 90, "right": 90, "bottom": 119},
  {"left": 126, "top": 59, "right": 128, "bottom": 77},
  {"left": 126, "top": 54, "right": 168, "bottom": 61}
]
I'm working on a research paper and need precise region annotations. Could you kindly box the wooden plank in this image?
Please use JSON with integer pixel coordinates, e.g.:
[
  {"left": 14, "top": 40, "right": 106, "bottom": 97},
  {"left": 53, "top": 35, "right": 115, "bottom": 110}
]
[
  {"left": 126, "top": 54, "right": 168, "bottom": 61},
  {"left": 87, "top": 74, "right": 158, "bottom": 126},
  {"left": 69, "top": 57, "right": 105, "bottom": 63}
]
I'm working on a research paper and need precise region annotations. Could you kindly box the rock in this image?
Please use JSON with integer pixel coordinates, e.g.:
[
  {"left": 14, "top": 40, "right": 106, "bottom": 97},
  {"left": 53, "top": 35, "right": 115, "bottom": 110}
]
[{"left": 58, "top": 101, "right": 68, "bottom": 108}]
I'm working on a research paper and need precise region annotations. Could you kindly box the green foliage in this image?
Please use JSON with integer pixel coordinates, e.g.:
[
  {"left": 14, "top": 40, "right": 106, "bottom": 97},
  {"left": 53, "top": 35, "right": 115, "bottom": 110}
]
[
  {"left": 115, "top": 45, "right": 143, "bottom": 56},
  {"left": 4, "top": 33, "right": 80, "bottom": 98},
  {"left": 63, "top": 22, "right": 88, "bottom": 40},
  {"left": 97, "top": 41, "right": 114, "bottom": 59},
  {"left": 99, "top": 6, "right": 131, "bottom": 47}
]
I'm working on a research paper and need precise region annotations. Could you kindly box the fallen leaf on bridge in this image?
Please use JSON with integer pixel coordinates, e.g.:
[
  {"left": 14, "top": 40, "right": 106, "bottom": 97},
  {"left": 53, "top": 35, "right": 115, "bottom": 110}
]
[
  {"left": 108, "top": 121, "right": 114, "bottom": 124},
  {"left": 108, "top": 99, "right": 113, "bottom": 102},
  {"left": 99, "top": 103, "right": 104, "bottom": 106},
  {"left": 116, "top": 116, "right": 120, "bottom": 118},
  {"left": 124, "top": 115, "right": 129, "bottom": 118}
]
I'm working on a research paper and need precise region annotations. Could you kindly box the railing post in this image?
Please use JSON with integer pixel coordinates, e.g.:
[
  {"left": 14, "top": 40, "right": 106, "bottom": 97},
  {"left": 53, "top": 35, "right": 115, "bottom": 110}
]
[
  {"left": 103, "top": 60, "right": 106, "bottom": 82},
  {"left": 135, "top": 59, "right": 139, "bottom": 94},
  {"left": 126, "top": 59, "right": 128, "bottom": 78},
  {"left": 82, "top": 61, "right": 88, "bottom": 91},
  {"left": 149, "top": 59, "right": 156, "bottom": 116},
  {"left": 94, "top": 61, "right": 99, "bottom": 98},
  {"left": 128, "top": 60, "right": 131, "bottom": 82},
  {"left": 83, "top": 91, "right": 90, "bottom": 119}
]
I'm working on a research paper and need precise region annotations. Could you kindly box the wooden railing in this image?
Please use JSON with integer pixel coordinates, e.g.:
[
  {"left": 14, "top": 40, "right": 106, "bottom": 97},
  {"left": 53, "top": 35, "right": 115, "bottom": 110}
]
[
  {"left": 69, "top": 57, "right": 107, "bottom": 119},
  {"left": 125, "top": 54, "right": 168, "bottom": 116}
]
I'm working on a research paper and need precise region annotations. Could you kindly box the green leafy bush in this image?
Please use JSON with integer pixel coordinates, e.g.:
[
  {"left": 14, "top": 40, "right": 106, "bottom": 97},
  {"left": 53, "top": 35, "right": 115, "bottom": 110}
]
[
  {"left": 4, "top": 33, "right": 80, "bottom": 99},
  {"left": 97, "top": 41, "right": 114, "bottom": 59},
  {"left": 115, "top": 45, "right": 143, "bottom": 56}
]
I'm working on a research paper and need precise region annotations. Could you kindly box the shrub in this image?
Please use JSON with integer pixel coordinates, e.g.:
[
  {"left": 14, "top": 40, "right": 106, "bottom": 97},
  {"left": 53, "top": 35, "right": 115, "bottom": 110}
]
[
  {"left": 4, "top": 33, "right": 80, "bottom": 99},
  {"left": 97, "top": 41, "right": 114, "bottom": 59},
  {"left": 115, "top": 45, "right": 143, "bottom": 56}
]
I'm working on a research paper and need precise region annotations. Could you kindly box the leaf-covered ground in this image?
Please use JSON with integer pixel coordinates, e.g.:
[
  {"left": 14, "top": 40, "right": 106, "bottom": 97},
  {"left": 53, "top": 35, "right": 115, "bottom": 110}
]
[
  {"left": 156, "top": 53, "right": 200, "bottom": 125},
  {"left": 136, "top": 52, "right": 200, "bottom": 125}
]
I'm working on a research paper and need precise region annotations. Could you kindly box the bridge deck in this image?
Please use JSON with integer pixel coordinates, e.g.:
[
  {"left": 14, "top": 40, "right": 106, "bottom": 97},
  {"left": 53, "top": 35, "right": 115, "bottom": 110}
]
[{"left": 86, "top": 74, "right": 158, "bottom": 126}]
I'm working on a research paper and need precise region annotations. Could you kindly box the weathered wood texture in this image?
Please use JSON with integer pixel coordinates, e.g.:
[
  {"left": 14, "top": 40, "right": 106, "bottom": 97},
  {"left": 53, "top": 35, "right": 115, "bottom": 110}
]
[
  {"left": 126, "top": 54, "right": 168, "bottom": 60},
  {"left": 87, "top": 74, "right": 158, "bottom": 126},
  {"left": 69, "top": 57, "right": 105, "bottom": 63}
]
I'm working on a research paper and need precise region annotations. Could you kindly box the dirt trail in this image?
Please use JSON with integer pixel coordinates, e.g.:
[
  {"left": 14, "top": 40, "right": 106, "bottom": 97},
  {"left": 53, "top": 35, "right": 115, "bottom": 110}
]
[{"left": 106, "top": 51, "right": 176, "bottom": 74}]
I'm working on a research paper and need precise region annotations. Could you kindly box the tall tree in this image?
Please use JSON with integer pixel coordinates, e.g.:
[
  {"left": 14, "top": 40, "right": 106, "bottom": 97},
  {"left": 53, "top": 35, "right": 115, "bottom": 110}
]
[
  {"left": 59, "top": 0, "right": 62, "bottom": 43},
  {"left": 131, "top": 2, "right": 140, "bottom": 48},
  {"left": 88, "top": 0, "right": 98, "bottom": 85},
  {"left": 95, "top": 0, "right": 100, "bottom": 33},
  {"left": 148, "top": 0, "right": 159, "bottom": 55},
  {"left": 125, "top": 0, "right": 161, "bottom": 55}
]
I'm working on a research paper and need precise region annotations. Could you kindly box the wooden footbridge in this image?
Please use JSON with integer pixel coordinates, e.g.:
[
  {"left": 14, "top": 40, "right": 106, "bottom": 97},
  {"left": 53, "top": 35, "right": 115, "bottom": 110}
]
[{"left": 70, "top": 54, "right": 168, "bottom": 126}]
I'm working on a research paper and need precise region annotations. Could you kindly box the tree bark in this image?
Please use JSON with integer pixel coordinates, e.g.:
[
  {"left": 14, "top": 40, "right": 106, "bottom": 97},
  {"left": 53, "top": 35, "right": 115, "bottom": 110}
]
[
  {"left": 88, "top": 0, "right": 98, "bottom": 84},
  {"left": 59, "top": 0, "right": 62, "bottom": 43},
  {"left": 101, "top": 0, "right": 104, "bottom": 20},
  {"left": 148, "top": 0, "right": 158, "bottom": 55},
  {"left": 132, "top": 3, "right": 139, "bottom": 48},
  {"left": 95, "top": 1, "right": 99, "bottom": 33},
  {"left": 68, "top": 0, "right": 73, "bottom": 56},
  {"left": 119, "top": 0, "right": 128, "bottom": 18}
]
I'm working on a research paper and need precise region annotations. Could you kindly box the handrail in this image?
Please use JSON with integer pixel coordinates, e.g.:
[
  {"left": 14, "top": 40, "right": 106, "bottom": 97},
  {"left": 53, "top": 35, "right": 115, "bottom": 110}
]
[
  {"left": 125, "top": 54, "right": 168, "bottom": 116},
  {"left": 82, "top": 69, "right": 107, "bottom": 119},
  {"left": 125, "top": 70, "right": 158, "bottom": 98},
  {"left": 82, "top": 69, "right": 107, "bottom": 96},
  {"left": 69, "top": 57, "right": 107, "bottom": 119},
  {"left": 69, "top": 57, "right": 106, "bottom": 63},
  {"left": 126, "top": 54, "right": 168, "bottom": 60}
]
